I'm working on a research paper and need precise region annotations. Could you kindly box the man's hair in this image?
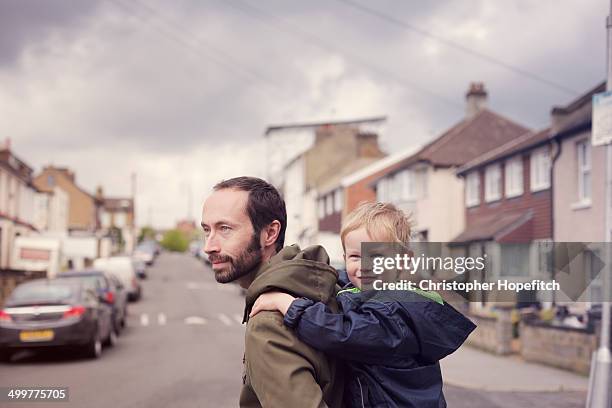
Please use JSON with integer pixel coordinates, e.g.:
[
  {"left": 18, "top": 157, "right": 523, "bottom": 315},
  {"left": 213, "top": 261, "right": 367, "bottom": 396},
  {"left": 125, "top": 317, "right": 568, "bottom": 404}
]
[
  {"left": 340, "top": 201, "right": 412, "bottom": 249},
  {"left": 213, "top": 176, "right": 287, "bottom": 252}
]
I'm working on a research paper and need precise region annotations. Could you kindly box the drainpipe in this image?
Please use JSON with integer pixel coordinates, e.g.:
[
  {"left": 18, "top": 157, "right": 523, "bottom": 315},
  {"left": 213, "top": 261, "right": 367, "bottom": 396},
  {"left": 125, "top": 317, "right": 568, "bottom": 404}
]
[{"left": 550, "top": 137, "right": 562, "bottom": 307}]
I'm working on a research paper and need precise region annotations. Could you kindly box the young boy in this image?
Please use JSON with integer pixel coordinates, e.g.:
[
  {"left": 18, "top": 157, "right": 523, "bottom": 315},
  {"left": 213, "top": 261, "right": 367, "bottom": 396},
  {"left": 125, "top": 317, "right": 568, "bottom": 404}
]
[{"left": 250, "top": 202, "right": 476, "bottom": 408}]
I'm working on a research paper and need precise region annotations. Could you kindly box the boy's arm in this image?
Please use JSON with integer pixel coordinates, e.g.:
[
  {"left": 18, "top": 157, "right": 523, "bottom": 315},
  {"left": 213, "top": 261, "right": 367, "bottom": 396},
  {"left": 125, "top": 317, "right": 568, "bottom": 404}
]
[{"left": 283, "top": 297, "right": 418, "bottom": 363}]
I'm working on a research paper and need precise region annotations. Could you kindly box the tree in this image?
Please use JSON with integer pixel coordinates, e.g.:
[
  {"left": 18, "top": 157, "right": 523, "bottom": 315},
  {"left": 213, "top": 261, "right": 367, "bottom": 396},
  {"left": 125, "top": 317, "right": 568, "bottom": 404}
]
[
  {"left": 138, "top": 226, "right": 156, "bottom": 243},
  {"left": 160, "top": 229, "right": 189, "bottom": 252}
]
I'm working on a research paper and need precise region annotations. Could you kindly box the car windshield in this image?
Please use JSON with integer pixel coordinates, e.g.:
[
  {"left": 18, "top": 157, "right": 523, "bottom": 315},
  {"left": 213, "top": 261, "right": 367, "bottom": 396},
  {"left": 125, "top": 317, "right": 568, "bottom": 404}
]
[
  {"left": 10, "top": 282, "right": 76, "bottom": 303},
  {"left": 56, "top": 275, "right": 103, "bottom": 291}
]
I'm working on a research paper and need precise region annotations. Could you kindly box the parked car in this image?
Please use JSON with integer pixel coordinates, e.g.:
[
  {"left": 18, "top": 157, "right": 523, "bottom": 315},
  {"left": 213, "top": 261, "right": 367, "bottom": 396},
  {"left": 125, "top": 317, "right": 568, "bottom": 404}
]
[
  {"left": 0, "top": 279, "right": 115, "bottom": 361},
  {"left": 133, "top": 241, "right": 157, "bottom": 266},
  {"left": 189, "top": 240, "right": 202, "bottom": 257},
  {"left": 93, "top": 257, "right": 142, "bottom": 301},
  {"left": 56, "top": 270, "right": 128, "bottom": 334},
  {"left": 132, "top": 259, "right": 147, "bottom": 279}
]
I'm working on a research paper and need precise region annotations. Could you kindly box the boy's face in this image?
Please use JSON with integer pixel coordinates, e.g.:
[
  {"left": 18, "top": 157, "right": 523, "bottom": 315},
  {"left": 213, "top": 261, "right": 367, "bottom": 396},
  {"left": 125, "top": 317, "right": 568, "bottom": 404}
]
[{"left": 344, "top": 227, "right": 375, "bottom": 288}]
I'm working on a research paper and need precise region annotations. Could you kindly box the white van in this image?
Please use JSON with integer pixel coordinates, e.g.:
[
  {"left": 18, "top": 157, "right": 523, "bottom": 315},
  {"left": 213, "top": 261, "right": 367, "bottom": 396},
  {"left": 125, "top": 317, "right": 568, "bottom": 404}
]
[{"left": 93, "top": 257, "right": 142, "bottom": 301}]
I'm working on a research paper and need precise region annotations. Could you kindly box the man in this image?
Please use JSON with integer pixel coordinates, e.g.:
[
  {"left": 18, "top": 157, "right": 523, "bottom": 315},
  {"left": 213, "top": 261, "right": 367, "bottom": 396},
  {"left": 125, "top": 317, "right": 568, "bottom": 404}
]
[{"left": 201, "top": 176, "right": 344, "bottom": 408}]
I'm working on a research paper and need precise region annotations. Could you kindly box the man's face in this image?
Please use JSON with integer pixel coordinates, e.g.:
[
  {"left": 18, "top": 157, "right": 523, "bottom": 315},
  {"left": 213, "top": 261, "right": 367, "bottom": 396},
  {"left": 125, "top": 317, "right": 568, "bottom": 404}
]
[{"left": 201, "top": 189, "right": 263, "bottom": 283}]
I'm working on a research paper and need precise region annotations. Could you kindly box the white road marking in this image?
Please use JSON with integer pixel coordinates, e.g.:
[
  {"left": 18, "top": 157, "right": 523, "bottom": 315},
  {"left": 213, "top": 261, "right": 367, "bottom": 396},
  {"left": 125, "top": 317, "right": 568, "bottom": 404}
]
[
  {"left": 233, "top": 314, "right": 244, "bottom": 325},
  {"left": 184, "top": 316, "right": 207, "bottom": 325},
  {"left": 218, "top": 313, "right": 232, "bottom": 326},
  {"left": 140, "top": 313, "right": 149, "bottom": 327},
  {"left": 186, "top": 282, "right": 203, "bottom": 290},
  {"left": 158, "top": 313, "right": 167, "bottom": 326}
]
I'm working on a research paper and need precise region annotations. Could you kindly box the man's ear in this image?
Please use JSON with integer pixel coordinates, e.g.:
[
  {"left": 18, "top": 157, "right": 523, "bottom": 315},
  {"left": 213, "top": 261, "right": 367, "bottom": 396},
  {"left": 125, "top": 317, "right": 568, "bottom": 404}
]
[{"left": 261, "top": 220, "right": 281, "bottom": 248}]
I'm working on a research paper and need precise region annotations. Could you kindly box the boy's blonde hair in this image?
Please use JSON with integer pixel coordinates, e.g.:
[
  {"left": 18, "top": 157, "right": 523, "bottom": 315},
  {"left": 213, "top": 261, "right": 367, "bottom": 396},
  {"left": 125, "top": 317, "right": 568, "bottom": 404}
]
[{"left": 340, "top": 201, "right": 412, "bottom": 249}]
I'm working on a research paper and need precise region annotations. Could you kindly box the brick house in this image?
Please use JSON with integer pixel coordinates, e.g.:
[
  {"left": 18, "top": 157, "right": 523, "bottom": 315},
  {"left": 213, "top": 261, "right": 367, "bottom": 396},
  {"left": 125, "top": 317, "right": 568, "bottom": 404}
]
[
  {"left": 314, "top": 146, "right": 420, "bottom": 262},
  {"left": 452, "top": 128, "right": 553, "bottom": 306},
  {"left": 266, "top": 117, "right": 387, "bottom": 265},
  {"left": 372, "top": 83, "right": 530, "bottom": 242},
  {"left": 33, "top": 166, "right": 100, "bottom": 233}
]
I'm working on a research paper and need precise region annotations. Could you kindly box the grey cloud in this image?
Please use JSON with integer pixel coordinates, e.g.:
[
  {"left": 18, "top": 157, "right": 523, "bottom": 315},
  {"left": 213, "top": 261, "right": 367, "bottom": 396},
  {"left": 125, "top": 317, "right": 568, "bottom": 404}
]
[
  {"left": 0, "top": 0, "right": 102, "bottom": 67},
  {"left": 2, "top": 0, "right": 607, "bottom": 226}
]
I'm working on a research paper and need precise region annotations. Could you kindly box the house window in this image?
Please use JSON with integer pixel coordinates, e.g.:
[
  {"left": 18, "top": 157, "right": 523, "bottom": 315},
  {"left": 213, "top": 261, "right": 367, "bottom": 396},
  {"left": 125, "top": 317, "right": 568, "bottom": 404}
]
[
  {"left": 101, "top": 212, "right": 111, "bottom": 229},
  {"left": 399, "top": 170, "right": 413, "bottom": 201},
  {"left": 586, "top": 249, "right": 602, "bottom": 302},
  {"left": 465, "top": 171, "right": 480, "bottom": 207},
  {"left": 325, "top": 194, "right": 333, "bottom": 216},
  {"left": 484, "top": 164, "right": 501, "bottom": 202},
  {"left": 114, "top": 213, "right": 127, "bottom": 228},
  {"left": 318, "top": 199, "right": 325, "bottom": 219},
  {"left": 333, "top": 189, "right": 343, "bottom": 213},
  {"left": 415, "top": 167, "right": 428, "bottom": 199},
  {"left": 387, "top": 174, "right": 400, "bottom": 203},
  {"left": 0, "top": 171, "right": 4, "bottom": 213},
  {"left": 500, "top": 244, "right": 530, "bottom": 277},
  {"left": 530, "top": 148, "right": 551, "bottom": 192},
  {"left": 577, "top": 140, "right": 591, "bottom": 203},
  {"left": 376, "top": 178, "right": 389, "bottom": 202},
  {"left": 505, "top": 156, "right": 523, "bottom": 198},
  {"left": 47, "top": 175, "right": 55, "bottom": 187}
]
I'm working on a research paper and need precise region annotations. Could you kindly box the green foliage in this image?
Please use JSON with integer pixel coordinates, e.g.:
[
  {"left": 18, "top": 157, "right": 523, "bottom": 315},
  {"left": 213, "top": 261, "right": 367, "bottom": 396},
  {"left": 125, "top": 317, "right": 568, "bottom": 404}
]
[
  {"left": 138, "top": 226, "right": 156, "bottom": 243},
  {"left": 109, "top": 226, "right": 125, "bottom": 252},
  {"left": 160, "top": 229, "right": 189, "bottom": 252}
]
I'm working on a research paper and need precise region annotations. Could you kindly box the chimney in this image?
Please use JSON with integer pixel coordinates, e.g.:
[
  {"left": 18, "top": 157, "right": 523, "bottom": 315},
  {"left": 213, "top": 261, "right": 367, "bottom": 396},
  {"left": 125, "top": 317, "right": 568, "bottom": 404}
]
[
  {"left": 96, "top": 185, "right": 104, "bottom": 201},
  {"left": 550, "top": 106, "right": 567, "bottom": 135},
  {"left": 465, "top": 82, "right": 487, "bottom": 118}
]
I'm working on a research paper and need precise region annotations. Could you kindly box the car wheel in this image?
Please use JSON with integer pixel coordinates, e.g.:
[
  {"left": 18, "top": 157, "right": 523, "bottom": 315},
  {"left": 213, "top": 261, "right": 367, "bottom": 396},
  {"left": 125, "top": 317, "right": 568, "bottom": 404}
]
[
  {"left": 114, "top": 319, "right": 122, "bottom": 335},
  {"left": 104, "top": 329, "right": 118, "bottom": 348},
  {"left": 84, "top": 333, "right": 102, "bottom": 359}
]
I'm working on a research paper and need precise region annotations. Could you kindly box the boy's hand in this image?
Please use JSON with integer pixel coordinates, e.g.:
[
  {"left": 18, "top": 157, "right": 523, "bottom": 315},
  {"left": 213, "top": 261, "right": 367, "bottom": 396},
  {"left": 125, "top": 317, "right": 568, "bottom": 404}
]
[{"left": 250, "top": 292, "right": 296, "bottom": 317}]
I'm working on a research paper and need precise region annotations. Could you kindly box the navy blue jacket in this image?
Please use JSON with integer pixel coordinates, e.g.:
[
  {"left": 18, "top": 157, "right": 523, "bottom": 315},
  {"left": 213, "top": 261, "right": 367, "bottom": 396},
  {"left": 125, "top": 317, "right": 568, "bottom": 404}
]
[{"left": 283, "top": 285, "right": 476, "bottom": 408}]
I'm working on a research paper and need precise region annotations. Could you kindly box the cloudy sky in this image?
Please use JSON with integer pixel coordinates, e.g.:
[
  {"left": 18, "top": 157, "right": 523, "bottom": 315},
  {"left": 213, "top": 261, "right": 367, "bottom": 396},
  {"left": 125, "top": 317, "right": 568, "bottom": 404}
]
[{"left": 0, "top": 0, "right": 606, "bottom": 228}]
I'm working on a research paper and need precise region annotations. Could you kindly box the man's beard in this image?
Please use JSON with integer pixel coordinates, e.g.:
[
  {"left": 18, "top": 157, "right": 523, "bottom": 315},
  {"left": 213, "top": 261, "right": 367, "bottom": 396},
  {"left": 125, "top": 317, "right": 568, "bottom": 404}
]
[{"left": 210, "top": 234, "right": 263, "bottom": 284}]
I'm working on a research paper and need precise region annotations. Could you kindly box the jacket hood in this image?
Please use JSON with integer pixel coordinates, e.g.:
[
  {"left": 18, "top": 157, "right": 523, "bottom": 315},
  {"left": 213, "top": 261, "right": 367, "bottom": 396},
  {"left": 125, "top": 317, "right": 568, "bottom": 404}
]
[{"left": 243, "top": 244, "right": 338, "bottom": 322}]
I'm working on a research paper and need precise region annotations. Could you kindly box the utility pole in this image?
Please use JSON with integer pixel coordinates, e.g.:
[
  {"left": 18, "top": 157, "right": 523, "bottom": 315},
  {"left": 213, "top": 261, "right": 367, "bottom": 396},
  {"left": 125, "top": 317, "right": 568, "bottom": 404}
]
[
  {"left": 187, "top": 182, "right": 193, "bottom": 221},
  {"left": 586, "top": 1, "right": 612, "bottom": 406}
]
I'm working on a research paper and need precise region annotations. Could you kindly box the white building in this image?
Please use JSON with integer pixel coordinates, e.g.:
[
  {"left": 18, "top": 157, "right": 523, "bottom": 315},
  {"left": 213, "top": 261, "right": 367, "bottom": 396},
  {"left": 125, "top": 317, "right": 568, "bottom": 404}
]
[
  {"left": 0, "top": 144, "right": 39, "bottom": 269},
  {"left": 374, "top": 83, "right": 530, "bottom": 242},
  {"left": 265, "top": 117, "right": 387, "bottom": 263},
  {"left": 34, "top": 186, "right": 69, "bottom": 233}
]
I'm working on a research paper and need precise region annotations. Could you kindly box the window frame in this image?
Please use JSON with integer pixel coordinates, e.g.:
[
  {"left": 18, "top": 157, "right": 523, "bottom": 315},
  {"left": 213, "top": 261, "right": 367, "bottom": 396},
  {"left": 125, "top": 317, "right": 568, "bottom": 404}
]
[
  {"left": 504, "top": 156, "right": 523, "bottom": 198},
  {"left": 576, "top": 140, "right": 591, "bottom": 203},
  {"left": 484, "top": 164, "right": 502, "bottom": 203},
  {"left": 530, "top": 147, "right": 551, "bottom": 192},
  {"left": 465, "top": 171, "right": 480, "bottom": 207}
]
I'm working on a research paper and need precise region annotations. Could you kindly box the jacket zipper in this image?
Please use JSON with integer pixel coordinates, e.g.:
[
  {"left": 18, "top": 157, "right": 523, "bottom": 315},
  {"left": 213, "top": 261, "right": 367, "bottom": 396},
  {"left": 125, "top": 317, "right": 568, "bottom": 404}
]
[{"left": 357, "top": 377, "right": 365, "bottom": 408}]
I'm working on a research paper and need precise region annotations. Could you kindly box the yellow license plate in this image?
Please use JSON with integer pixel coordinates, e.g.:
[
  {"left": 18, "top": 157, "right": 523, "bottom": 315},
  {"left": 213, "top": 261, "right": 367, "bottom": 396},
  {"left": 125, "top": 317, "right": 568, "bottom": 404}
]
[{"left": 19, "top": 330, "right": 54, "bottom": 342}]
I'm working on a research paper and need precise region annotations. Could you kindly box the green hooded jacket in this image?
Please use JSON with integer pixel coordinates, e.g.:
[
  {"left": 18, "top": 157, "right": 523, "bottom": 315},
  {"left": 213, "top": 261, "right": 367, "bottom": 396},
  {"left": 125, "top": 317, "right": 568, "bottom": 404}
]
[{"left": 239, "top": 244, "right": 345, "bottom": 408}]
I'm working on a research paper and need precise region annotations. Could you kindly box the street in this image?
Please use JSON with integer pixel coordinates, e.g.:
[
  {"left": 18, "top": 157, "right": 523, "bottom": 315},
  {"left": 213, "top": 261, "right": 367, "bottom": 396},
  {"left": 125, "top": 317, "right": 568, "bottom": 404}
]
[
  {"left": 2, "top": 252, "right": 245, "bottom": 408},
  {"left": 1, "top": 253, "right": 587, "bottom": 408}
]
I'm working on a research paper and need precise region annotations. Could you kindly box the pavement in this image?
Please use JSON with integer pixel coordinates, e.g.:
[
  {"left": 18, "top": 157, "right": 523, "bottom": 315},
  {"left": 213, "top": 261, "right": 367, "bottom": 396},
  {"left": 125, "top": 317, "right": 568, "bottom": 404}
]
[{"left": 442, "top": 343, "right": 590, "bottom": 392}]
